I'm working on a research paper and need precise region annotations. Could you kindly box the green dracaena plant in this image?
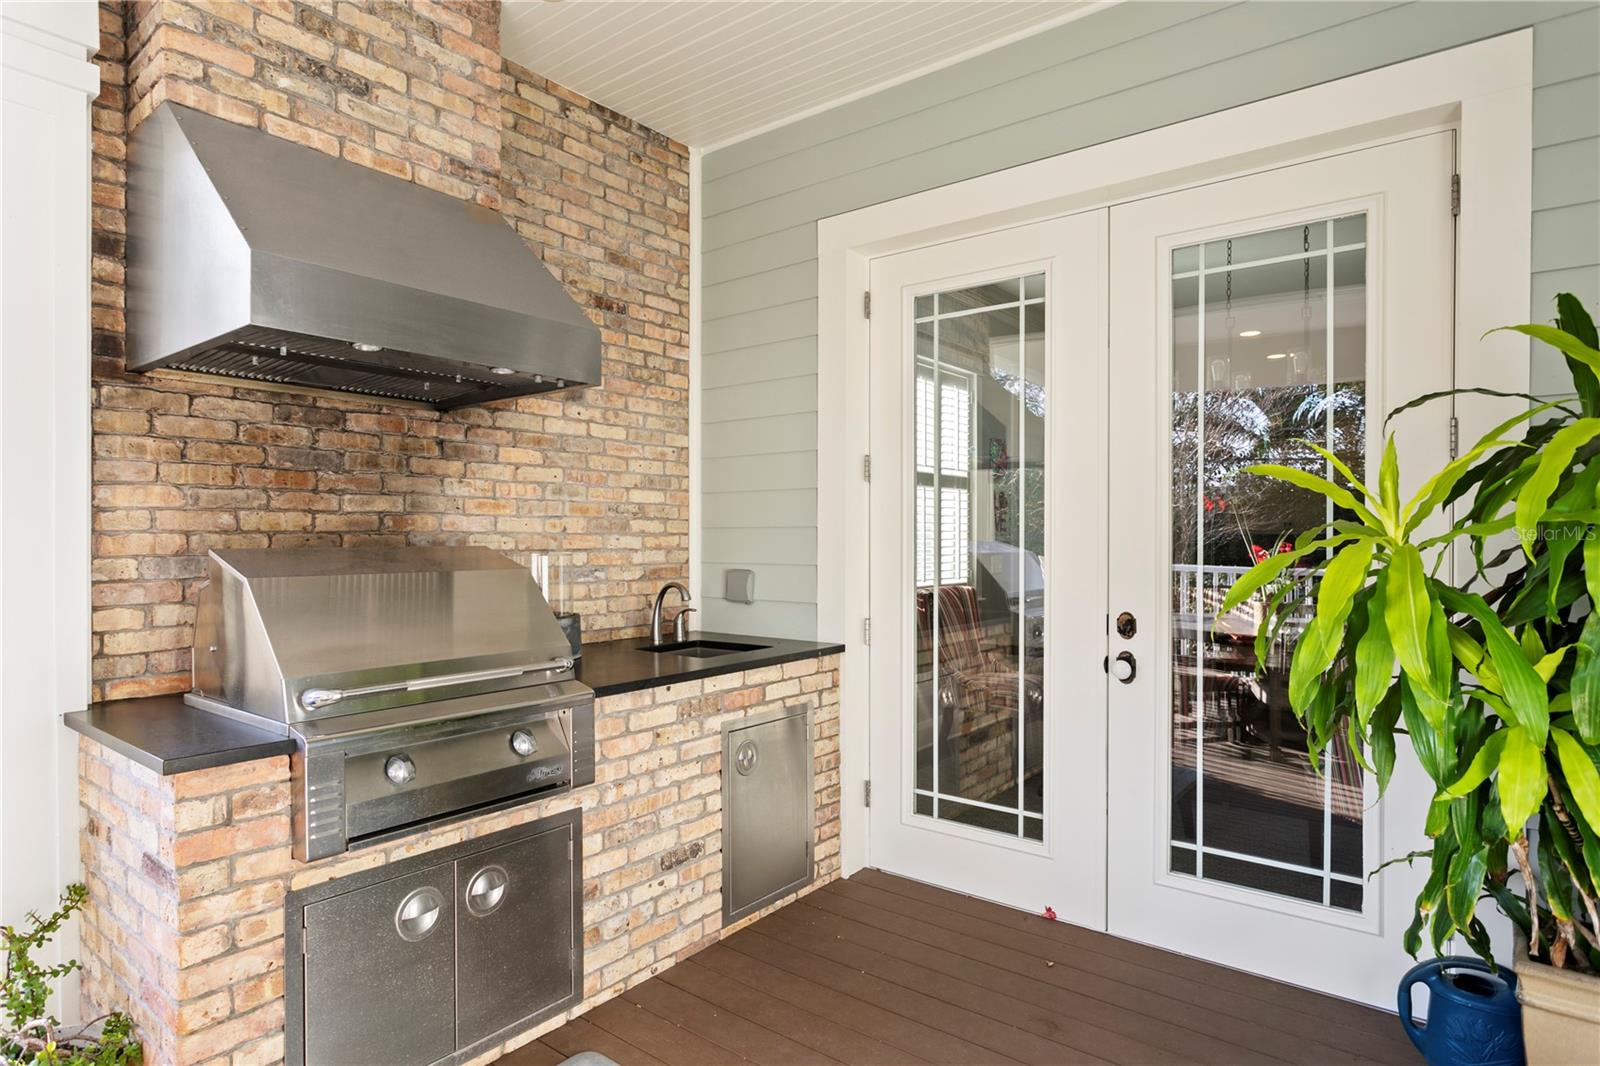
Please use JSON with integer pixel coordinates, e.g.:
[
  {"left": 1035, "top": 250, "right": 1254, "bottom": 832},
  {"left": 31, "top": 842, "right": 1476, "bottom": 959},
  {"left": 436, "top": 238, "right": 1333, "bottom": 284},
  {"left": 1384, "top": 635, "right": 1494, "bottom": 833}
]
[{"left": 1221, "top": 294, "right": 1600, "bottom": 973}]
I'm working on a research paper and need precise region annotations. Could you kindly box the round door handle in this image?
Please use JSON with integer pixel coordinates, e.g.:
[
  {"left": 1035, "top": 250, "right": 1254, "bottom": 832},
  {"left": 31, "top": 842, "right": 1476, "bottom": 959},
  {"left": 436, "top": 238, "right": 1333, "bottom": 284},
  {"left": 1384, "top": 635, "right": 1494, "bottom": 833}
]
[
  {"left": 509, "top": 729, "right": 538, "bottom": 757},
  {"left": 734, "top": 739, "right": 759, "bottom": 776},
  {"left": 395, "top": 886, "right": 444, "bottom": 941},
  {"left": 466, "top": 864, "right": 509, "bottom": 917},
  {"left": 1111, "top": 651, "right": 1137, "bottom": 684}
]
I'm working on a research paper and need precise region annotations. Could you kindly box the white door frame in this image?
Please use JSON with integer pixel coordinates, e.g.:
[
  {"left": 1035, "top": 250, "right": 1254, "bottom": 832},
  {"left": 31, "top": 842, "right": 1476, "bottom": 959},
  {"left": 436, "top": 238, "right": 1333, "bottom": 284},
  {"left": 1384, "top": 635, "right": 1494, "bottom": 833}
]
[{"left": 819, "top": 30, "right": 1533, "bottom": 880}]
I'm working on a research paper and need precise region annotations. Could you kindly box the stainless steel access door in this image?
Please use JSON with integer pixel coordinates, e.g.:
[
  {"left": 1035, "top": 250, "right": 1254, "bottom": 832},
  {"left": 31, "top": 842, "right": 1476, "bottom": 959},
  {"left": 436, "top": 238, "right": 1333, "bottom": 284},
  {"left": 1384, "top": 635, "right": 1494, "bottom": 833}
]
[
  {"left": 724, "top": 706, "right": 814, "bottom": 923},
  {"left": 303, "top": 862, "right": 456, "bottom": 1066},
  {"left": 454, "top": 821, "right": 576, "bottom": 1047}
]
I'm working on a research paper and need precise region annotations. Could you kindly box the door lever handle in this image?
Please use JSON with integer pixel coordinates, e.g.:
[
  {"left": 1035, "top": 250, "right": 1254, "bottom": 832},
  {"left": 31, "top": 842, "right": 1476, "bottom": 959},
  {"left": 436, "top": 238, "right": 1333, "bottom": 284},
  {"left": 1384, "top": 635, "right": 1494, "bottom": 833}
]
[{"left": 1110, "top": 651, "right": 1137, "bottom": 684}]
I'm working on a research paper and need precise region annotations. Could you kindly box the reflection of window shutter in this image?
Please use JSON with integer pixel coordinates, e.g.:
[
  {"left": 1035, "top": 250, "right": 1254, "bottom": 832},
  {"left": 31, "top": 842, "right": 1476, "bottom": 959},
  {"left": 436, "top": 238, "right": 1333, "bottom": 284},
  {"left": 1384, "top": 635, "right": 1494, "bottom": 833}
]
[{"left": 914, "top": 365, "right": 972, "bottom": 587}]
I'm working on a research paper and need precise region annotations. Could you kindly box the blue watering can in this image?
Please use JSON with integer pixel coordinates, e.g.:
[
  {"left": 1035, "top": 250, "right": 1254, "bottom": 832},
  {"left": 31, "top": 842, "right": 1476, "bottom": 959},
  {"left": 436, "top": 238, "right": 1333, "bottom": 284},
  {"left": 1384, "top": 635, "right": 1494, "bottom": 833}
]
[{"left": 1398, "top": 957, "right": 1524, "bottom": 1066}]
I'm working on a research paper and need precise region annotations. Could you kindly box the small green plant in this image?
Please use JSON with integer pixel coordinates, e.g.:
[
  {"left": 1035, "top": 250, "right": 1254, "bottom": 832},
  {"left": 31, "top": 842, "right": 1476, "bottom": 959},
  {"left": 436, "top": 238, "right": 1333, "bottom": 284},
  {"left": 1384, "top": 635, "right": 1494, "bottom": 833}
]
[
  {"left": 1223, "top": 294, "right": 1600, "bottom": 974},
  {"left": 2, "top": 884, "right": 139, "bottom": 1065}
]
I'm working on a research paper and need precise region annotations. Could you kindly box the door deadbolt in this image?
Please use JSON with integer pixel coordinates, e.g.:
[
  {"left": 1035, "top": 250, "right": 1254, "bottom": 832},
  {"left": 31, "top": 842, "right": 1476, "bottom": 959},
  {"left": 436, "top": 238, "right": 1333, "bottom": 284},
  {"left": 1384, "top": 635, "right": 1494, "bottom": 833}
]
[
  {"left": 1110, "top": 651, "right": 1137, "bottom": 684},
  {"left": 1115, "top": 612, "right": 1137, "bottom": 639}
]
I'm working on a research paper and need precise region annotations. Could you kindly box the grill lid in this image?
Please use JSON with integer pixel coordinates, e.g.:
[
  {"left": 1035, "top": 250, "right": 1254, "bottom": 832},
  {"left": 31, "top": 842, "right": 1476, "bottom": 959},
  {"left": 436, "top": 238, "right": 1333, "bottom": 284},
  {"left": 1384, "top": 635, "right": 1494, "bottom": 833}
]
[{"left": 192, "top": 546, "right": 576, "bottom": 725}]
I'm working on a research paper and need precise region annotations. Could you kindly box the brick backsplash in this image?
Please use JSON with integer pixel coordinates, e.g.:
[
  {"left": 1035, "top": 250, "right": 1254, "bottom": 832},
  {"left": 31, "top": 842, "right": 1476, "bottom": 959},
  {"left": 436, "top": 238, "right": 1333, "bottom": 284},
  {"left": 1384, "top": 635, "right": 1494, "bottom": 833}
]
[
  {"left": 78, "top": 657, "right": 843, "bottom": 1064},
  {"left": 88, "top": 1, "right": 690, "bottom": 702}
]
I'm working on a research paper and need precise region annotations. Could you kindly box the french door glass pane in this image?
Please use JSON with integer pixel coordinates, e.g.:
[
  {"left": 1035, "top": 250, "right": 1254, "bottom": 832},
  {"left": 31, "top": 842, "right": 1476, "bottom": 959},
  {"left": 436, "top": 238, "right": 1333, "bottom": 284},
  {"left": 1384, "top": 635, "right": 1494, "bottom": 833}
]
[
  {"left": 913, "top": 273, "right": 1045, "bottom": 842},
  {"left": 1169, "top": 216, "right": 1367, "bottom": 910}
]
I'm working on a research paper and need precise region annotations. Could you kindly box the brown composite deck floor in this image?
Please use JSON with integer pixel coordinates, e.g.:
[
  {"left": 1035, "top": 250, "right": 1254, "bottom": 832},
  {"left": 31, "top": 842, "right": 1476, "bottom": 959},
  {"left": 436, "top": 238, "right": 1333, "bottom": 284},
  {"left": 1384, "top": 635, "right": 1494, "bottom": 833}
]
[{"left": 503, "top": 869, "right": 1419, "bottom": 1066}]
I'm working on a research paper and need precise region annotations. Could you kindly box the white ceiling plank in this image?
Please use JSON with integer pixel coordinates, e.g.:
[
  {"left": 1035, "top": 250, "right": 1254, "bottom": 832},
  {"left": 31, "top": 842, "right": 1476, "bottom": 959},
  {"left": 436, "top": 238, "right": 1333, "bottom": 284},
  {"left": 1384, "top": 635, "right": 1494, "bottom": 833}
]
[
  {"left": 689, "top": 7, "right": 1021, "bottom": 139},
  {"left": 500, "top": 0, "right": 1111, "bottom": 147},
  {"left": 615, "top": 5, "right": 859, "bottom": 127},
  {"left": 642, "top": 6, "right": 916, "bottom": 132}
]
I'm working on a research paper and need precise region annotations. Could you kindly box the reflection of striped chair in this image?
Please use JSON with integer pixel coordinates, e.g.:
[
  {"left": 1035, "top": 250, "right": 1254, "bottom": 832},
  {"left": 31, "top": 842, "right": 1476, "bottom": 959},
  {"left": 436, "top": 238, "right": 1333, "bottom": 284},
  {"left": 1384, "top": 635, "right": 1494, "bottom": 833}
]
[{"left": 915, "top": 585, "right": 1043, "bottom": 806}]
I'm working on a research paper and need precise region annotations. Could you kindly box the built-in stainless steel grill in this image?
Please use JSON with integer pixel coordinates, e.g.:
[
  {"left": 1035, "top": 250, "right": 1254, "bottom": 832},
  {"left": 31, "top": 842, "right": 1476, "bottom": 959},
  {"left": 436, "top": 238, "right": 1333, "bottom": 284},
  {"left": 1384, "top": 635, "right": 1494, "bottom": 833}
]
[{"left": 187, "top": 546, "right": 594, "bottom": 860}]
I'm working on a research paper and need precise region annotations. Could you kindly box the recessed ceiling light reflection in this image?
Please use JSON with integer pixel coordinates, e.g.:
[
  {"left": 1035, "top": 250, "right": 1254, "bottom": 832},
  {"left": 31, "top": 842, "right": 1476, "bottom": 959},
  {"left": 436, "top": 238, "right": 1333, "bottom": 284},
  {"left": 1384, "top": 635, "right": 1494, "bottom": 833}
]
[
  {"left": 1238, "top": 329, "right": 1262, "bottom": 338},
  {"left": 1266, "top": 352, "right": 1288, "bottom": 360}
]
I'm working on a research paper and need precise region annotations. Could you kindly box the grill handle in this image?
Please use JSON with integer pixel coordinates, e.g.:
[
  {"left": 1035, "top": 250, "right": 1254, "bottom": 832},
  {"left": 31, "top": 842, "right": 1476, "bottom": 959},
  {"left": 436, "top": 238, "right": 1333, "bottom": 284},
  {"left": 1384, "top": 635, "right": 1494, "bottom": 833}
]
[{"left": 300, "top": 659, "right": 574, "bottom": 712}]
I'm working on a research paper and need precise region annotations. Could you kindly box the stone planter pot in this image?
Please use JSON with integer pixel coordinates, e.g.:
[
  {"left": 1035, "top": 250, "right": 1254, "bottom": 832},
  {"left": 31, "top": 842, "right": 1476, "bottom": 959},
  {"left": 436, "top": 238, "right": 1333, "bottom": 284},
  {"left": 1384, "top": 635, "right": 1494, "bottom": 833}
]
[{"left": 1515, "top": 933, "right": 1600, "bottom": 1066}]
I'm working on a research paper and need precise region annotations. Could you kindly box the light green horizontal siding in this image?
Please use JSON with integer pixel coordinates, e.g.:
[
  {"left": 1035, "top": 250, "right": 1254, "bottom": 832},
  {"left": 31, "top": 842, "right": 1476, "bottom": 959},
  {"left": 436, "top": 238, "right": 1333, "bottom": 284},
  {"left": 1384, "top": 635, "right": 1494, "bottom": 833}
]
[
  {"left": 700, "top": 0, "right": 1600, "bottom": 637},
  {"left": 1529, "top": 6, "right": 1600, "bottom": 396}
]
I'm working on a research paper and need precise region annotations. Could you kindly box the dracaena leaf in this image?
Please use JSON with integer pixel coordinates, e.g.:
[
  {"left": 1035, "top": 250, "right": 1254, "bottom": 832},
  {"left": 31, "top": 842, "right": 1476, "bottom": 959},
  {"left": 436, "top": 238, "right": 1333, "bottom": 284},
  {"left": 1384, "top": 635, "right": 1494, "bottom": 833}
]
[
  {"left": 1385, "top": 546, "right": 1443, "bottom": 710},
  {"left": 1491, "top": 323, "right": 1600, "bottom": 380},
  {"left": 1380, "top": 435, "right": 1400, "bottom": 519},
  {"left": 1354, "top": 579, "right": 1393, "bottom": 729},
  {"left": 1436, "top": 586, "right": 1550, "bottom": 746},
  {"left": 1447, "top": 846, "right": 1490, "bottom": 927},
  {"left": 1401, "top": 676, "right": 1447, "bottom": 785},
  {"left": 1545, "top": 523, "right": 1585, "bottom": 616},
  {"left": 1534, "top": 646, "right": 1569, "bottom": 683},
  {"left": 1370, "top": 686, "right": 1402, "bottom": 794},
  {"left": 1288, "top": 542, "right": 1374, "bottom": 714},
  {"left": 1573, "top": 612, "right": 1600, "bottom": 745},
  {"left": 1215, "top": 534, "right": 1355, "bottom": 619},
  {"left": 1497, "top": 725, "right": 1547, "bottom": 834},
  {"left": 1445, "top": 730, "right": 1509, "bottom": 796},
  {"left": 1425, "top": 794, "right": 1453, "bottom": 837},
  {"left": 1446, "top": 622, "right": 1497, "bottom": 692},
  {"left": 1551, "top": 727, "right": 1600, "bottom": 832},
  {"left": 1514, "top": 418, "right": 1600, "bottom": 558},
  {"left": 1245, "top": 463, "right": 1384, "bottom": 532},
  {"left": 1586, "top": 524, "right": 1600, "bottom": 610},
  {"left": 1297, "top": 440, "right": 1380, "bottom": 513}
]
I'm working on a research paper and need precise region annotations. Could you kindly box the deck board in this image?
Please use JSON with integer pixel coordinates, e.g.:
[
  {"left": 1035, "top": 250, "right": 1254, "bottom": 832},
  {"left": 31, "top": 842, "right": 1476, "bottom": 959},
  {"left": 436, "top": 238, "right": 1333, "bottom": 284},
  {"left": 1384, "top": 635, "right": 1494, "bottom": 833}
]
[{"left": 498, "top": 871, "right": 1416, "bottom": 1066}]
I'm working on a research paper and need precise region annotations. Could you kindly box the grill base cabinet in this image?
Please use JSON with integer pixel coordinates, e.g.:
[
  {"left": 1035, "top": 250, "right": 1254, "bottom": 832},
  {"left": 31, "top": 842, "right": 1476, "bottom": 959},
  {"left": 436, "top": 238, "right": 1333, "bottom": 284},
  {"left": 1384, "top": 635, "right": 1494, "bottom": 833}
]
[
  {"left": 288, "top": 811, "right": 582, "bottom": 1066},
  {"left": 723, "top": 707, "right": 814, "bottom": 923}
]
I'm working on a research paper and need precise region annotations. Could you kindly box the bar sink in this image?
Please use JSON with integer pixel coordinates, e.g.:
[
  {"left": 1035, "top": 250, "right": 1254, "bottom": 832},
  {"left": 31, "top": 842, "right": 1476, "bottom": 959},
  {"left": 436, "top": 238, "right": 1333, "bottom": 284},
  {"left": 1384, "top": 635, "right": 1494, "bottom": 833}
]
[{"left": 639, "top": 639, "right": 769, "bottom": 658}]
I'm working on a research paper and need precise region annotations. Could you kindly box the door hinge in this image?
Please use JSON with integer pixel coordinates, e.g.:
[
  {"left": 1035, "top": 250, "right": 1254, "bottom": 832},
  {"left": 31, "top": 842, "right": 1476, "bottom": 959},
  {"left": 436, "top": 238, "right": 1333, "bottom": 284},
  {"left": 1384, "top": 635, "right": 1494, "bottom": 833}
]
[
  {"left": 862, "top": 453, "right": 872, "bottom": 481},
  {"left": 568, "top": 838, "right": 574, "bottom": 860},
  {"left": 863, "top": 290, "right": 872, "bottom": 319},
  {"left": 1449, "top": 415, "right": 1459, "bottom": 459},
  {"left": 863, "top": 780, "right": 872, "bottom": 807},
  {"left": 1451, "top": 173, "right": 1461, "bottom": 218},
  {"left": 862, "top": 617, "right": 872, "bottom": 645},
  {"left": 300, "top": 916, "right": 309, "bottom": 956}
]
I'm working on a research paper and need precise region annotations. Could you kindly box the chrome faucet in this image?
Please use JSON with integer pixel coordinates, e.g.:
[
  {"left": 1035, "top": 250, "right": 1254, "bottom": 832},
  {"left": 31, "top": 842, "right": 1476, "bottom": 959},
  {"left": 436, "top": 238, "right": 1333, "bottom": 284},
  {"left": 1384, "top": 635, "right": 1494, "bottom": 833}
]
[{"left": 650, "top": 581, "right": 691, "bottom": 645}]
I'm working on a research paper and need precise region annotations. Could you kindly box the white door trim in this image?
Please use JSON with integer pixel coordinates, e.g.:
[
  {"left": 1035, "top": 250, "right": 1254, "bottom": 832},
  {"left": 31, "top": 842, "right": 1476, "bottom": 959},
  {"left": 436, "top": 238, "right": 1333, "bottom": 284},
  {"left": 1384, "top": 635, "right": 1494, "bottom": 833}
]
[{"left": 819, "top": 30, "right": 1533, "bottom": 878}]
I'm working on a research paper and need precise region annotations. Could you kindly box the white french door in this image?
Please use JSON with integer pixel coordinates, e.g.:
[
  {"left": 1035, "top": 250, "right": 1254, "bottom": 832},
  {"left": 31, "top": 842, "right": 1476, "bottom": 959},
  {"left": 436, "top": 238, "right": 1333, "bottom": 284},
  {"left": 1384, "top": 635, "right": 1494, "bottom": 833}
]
[
  {"left": 866, "top": 132, "right": 1458, "bottom": 1006},
  {"left": 1105, "top": 133, "right": 1455, "bottom": 1007},
  {"left": 867, "top": 214, "right": 1107, "bottom": 924}
]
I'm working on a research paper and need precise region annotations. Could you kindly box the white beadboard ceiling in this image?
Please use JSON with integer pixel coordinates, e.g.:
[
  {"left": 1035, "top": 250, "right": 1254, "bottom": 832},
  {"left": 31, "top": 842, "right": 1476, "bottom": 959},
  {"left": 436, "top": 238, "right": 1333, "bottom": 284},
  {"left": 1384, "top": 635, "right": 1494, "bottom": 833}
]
[{"left": 500, "top": 1, "right": 1109, "bottom": 149}]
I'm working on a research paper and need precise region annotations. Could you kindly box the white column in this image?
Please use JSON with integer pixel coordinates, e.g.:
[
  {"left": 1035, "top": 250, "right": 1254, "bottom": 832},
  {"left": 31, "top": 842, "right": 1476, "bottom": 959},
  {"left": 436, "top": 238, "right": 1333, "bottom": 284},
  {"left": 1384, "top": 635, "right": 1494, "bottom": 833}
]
[{"left": 0, "top": 0, "right": 100, "bottom": 1021}]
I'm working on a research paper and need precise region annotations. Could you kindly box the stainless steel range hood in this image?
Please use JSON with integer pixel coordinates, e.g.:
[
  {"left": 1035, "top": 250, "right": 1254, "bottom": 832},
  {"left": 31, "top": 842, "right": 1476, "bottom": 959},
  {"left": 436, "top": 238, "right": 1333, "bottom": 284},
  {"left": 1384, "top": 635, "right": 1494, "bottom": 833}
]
[{"left": 127, "top": 103, "right": 602, "bottom": 409}]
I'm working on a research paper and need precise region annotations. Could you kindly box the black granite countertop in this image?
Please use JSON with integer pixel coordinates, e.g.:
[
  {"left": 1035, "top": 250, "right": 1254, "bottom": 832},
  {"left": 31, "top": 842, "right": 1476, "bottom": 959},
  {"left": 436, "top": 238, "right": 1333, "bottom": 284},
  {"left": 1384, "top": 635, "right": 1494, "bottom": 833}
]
[
  {"left": 64, "top": 695, "right": 296, "bottom": 776},
  {"left": 63, "top": 631, "right": 844, "bottom": 775},
  {"left": 576, "top": 630, "right": 844, "bottom": 697}
]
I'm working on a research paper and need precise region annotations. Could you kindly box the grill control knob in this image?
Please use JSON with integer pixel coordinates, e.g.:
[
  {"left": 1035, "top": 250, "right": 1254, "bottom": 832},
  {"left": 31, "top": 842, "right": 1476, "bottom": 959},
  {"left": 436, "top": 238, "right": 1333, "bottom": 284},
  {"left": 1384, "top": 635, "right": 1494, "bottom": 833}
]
[
  {"left": 509, "top": 729, "right": 538, "bottom": 758},
  {"left": 384, "top": 754, "right": 416, "bottom": 786}
]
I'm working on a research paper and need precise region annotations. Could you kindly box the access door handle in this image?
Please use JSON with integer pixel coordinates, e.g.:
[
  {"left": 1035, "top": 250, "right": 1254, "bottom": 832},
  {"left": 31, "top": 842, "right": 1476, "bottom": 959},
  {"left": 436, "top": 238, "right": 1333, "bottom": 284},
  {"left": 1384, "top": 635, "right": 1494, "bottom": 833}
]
[
  {"left": 465, "top": 865, "right": 509, "bottom": 917},
  {"left": 395, "top": 886, "right": 445, "bottom": 941}
]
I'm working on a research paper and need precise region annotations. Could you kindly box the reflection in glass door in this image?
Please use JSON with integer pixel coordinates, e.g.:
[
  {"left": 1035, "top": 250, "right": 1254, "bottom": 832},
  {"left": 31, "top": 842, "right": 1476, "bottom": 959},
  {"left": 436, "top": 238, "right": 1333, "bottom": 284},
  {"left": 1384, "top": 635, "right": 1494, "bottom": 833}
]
[
  {"left": 1169, "top": 216, "right": 1368, "bottom": 909},
  {"left": 912, "top": 275, "right": 1046, "bottom": 841}
]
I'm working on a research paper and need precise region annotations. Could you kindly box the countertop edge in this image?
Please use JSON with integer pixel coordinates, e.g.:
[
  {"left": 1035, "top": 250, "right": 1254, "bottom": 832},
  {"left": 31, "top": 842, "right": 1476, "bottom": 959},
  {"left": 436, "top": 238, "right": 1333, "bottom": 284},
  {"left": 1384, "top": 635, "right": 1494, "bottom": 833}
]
[
  {"left": 64, "top": 636, "right": 846, "bottom": 776},
  {"left": 64, "top": 706, "right": 297, "bottom": 776}
]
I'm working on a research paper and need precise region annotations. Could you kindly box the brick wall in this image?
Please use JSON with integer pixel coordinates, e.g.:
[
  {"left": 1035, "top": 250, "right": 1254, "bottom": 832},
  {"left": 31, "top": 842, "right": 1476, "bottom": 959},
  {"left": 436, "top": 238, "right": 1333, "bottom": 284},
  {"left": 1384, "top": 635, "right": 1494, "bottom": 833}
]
[
  {"left": 88, "top": 1, "right": 690, "bottom": 702},
  {"left": 79, "top": 656, "right": 841, "bottom": 1065}
]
